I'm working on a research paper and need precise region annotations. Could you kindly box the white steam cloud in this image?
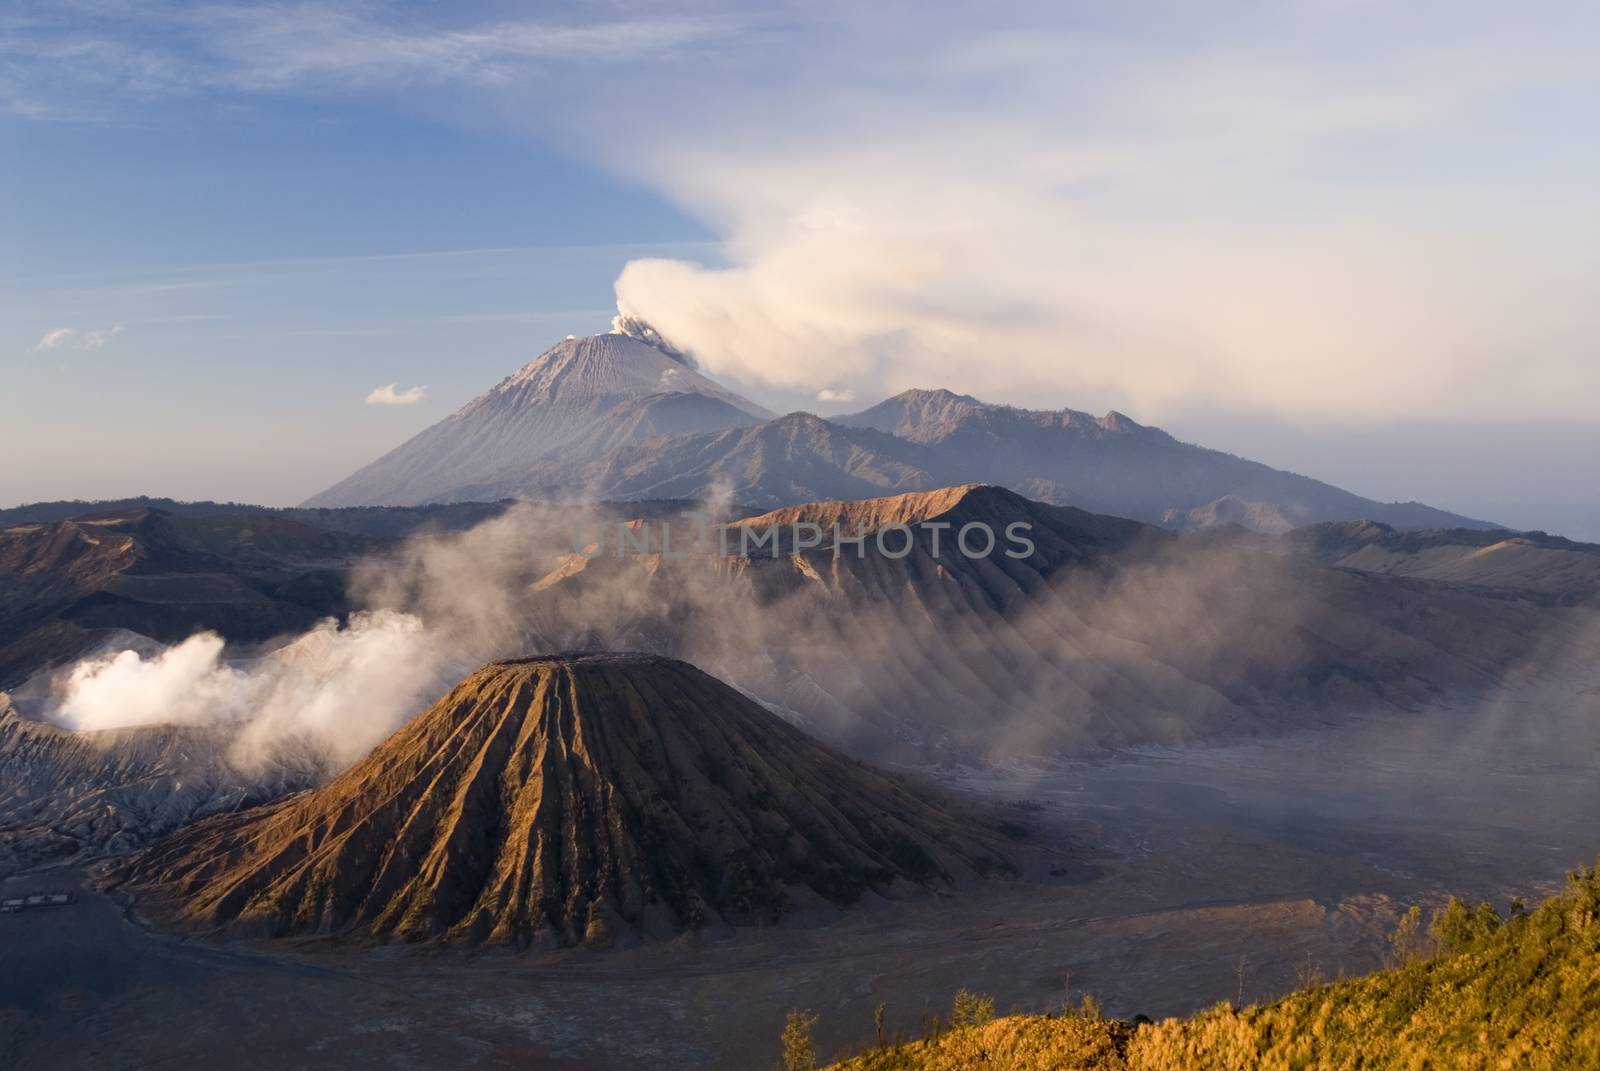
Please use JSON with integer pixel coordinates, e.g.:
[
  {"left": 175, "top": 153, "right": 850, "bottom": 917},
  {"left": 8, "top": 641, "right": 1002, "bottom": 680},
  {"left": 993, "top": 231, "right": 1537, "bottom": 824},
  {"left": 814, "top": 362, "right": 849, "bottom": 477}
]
[
  {"left": 37, "top": 492, "right": 1598, "bottom": 781},
  {"left": 53, "top": 611, "right": 441, "bottom": 770},
  {"left": 41, "top": 503, "right": 582, "bottom": 771},
  {"left": 593, "top": 4, "right": 1599, "bottom": 424}
]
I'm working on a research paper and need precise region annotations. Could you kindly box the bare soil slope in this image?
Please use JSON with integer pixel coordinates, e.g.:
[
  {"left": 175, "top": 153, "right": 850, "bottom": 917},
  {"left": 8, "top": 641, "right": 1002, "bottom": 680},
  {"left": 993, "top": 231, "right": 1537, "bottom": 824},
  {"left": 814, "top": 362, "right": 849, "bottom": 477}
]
[{"left": 119, "top": 654, "right": 1016, "bottom": 947}]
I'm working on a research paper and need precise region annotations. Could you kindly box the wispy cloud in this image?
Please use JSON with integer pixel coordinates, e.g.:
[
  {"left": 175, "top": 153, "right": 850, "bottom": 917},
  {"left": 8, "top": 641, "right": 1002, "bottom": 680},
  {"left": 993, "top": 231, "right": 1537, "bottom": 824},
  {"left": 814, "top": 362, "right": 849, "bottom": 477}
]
[
  {"left": 816, "top": 387, "right": 855, "bottom": 403},
  {"left": 30, "top": 242, "right": 717, "bottom": 301},
  {"left": 1, "top": 3, "right": 742, "bottom": 119},
  {"left": 8, "top": 2, "right": 1598, "bottom": 430},
  {"left": 598, "top": 3, "right": 1600, "bottom": 424},
  {"left": 33, "top": 327, "right": 75, "bottom": 350},
  {"left": 202, "top": 7, "right": 734, "bottom": 91},
  {"left": 81, "top": 323, "right": 124, "bottom": 349},
  {"left": 365, "top": 382, "right": 426, "bottom": 406},
  {"left": 33, "top": 323, "right": 123, "bottom": 351}
]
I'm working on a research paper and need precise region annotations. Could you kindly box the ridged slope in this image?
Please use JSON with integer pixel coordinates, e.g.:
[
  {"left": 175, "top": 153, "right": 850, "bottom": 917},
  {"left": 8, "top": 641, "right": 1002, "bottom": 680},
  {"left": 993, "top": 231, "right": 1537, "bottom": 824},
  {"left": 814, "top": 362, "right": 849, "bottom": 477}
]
[
  {"left": 119, "top": 654, "right": 1014, "bottom": 947},
  {"left": 731, "top": 483, "right": 1150, "bottom": 551}
]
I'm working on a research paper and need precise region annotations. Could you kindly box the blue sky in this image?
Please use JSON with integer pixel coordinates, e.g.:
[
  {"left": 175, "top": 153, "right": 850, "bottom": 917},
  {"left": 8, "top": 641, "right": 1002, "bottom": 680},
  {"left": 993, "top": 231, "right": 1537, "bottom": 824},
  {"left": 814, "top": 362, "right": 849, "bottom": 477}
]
[
  {"left": 3, "top": 60, "right": 719, "bottom": 504},
  {"left": 4, "top": 93, "right": 718, "bottom": 503},
  {"left": 3, "top": 2, "right": 1597, "bottom": 536}
]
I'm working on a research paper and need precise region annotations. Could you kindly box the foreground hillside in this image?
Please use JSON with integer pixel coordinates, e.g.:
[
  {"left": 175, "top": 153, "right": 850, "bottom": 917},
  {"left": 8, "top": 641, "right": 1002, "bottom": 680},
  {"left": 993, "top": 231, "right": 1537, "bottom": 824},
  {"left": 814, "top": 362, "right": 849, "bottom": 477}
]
[{"left": 824, "top": 859, "right": 1600, "bottom": 1070}]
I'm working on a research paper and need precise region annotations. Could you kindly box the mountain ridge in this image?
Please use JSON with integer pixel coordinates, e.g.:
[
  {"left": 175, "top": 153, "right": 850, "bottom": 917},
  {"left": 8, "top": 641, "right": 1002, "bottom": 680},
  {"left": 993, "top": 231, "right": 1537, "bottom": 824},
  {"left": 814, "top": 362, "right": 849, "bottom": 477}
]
[
  {"left": 303, "top": 331, "right": 1499, "bottom": 535},
  {"left": 838, "top": 388, "right": 1496, "bottom": 531},
  {"left": 0, "top": 507, "right": 384, "bottom": 689}
]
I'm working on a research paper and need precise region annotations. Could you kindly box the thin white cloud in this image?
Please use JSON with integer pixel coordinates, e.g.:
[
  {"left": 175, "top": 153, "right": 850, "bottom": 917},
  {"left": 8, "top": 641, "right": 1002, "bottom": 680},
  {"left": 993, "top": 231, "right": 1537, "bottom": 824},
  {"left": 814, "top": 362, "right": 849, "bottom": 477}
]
[
  {"left": 33, "top": 324, "right": 122, "bottom": 351},
  {"left": 0, "top": 3, "right": 742, "bottom": 117},
  {"left": 816, "top": 387, "right": 855, "bottom": 403},
  {"left": 34, "top": 327, "right": 75, "bottom": 350},
  {"left": 365, "top": 383, "right": 426, "bottom": 406},
  {"left": 80, "top": 323, "right": 124, "bottom": 350},
  {"left": 34, "top": 242, "right": 715, "bottom": 301},
  {"left": 202, "top": 8, "right": 734, "bottom": 91}
]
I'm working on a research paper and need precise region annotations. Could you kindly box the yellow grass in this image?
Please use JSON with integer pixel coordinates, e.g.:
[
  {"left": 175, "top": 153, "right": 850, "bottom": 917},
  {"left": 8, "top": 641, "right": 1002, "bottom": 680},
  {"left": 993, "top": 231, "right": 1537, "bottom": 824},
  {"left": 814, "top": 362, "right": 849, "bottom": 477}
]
[{"left": 826, "top": 858, "right": 1600, "bottom": 1071}]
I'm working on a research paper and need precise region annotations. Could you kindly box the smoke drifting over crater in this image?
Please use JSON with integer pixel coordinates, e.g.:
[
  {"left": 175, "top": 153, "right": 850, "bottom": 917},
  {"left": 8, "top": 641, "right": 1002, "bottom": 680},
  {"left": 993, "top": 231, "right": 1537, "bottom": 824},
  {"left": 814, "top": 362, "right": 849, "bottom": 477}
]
[
  {"left": 38, "top": 487, "right": 1598, "bottom": 778},
  {"left": 52, "top": 613, "right": 437, "bottom": 771},
  {"left": 41, "top": 503, "right": 581, "bottom": 770}
]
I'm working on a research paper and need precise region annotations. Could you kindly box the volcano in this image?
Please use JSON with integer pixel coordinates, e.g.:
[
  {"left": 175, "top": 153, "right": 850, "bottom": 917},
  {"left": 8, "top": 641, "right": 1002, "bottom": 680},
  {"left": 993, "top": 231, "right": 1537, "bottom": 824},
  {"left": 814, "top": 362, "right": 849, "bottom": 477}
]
[
  {"left": 118, "top": 654, "right": 1015, "bottom": 947},
  {"left": 303, "top": 326, "right": 772, "bottom": 508}
]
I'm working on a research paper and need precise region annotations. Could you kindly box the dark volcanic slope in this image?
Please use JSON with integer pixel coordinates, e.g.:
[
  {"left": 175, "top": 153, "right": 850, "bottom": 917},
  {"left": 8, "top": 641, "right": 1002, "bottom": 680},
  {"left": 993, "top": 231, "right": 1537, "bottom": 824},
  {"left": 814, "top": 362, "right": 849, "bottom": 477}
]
[
  {"left": 0, "top": 507, "right": 386, "bottom": 688},
  {"left": 0, "top": 697, "right": 318, "bottom": 877},
  {"left": 120, "top": 654, "right": 1014, "bottom": 947}
]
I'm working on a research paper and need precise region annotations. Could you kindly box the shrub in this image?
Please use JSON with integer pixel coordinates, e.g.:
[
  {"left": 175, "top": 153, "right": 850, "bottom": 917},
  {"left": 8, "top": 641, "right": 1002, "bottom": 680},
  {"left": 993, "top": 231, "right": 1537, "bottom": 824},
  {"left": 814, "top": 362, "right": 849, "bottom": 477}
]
[
  {"left": 950, "top": 989, "right": 996, "bottom": 1029},
  {"left": 783, "top": 1009, "right": 820, "bottom": 1071}
]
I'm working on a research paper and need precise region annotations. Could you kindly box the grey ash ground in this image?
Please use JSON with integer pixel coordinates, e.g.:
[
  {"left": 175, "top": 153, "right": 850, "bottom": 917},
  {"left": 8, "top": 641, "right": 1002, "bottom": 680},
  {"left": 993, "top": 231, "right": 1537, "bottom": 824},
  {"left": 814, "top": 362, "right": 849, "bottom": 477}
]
[{"left": 5, "top": 674, "right": 1598, "bottom": 1070}]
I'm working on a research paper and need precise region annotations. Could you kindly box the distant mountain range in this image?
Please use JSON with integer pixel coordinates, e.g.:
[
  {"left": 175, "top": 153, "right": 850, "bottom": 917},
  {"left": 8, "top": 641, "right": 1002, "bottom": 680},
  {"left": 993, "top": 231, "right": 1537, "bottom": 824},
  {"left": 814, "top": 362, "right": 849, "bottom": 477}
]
[
  {"left": 301, "top": 323, "right": 1497, "bottom": 532},
  {"left": 835, "top": 388, "right": 1493, "bottom": 530}
]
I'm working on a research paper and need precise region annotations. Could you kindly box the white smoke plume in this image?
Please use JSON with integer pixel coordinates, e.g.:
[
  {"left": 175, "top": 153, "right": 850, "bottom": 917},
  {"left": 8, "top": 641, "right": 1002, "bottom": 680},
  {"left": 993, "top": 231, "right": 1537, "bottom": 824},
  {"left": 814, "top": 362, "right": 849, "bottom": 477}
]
[
  {"left": 53, "top": 612, "right": 439, "bottom": 771},
  {"left": 43, "top": 502, "right": 583, "bottom": 771},
  {"left": 56, "top": 632, "right": 247, "bottom": 733},
  {"left": 584, "top": 5, "right": 1600, "bottom": 425}
]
